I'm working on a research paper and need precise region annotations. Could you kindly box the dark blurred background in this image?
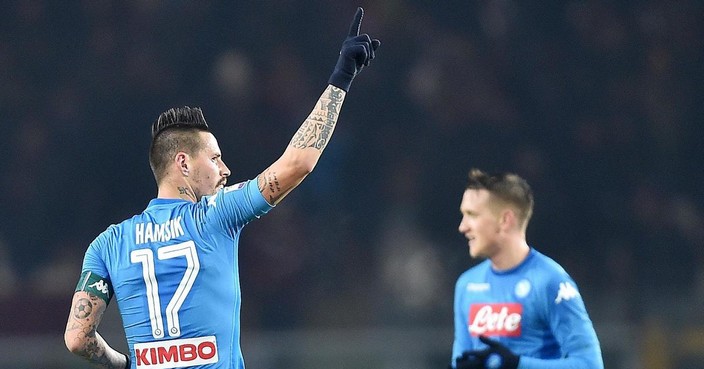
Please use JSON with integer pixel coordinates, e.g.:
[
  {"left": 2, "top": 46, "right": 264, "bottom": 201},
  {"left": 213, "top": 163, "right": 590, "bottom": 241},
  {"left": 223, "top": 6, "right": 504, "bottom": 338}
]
[{"left": 0, "top": 1, "right": 703, "bottom": 368}]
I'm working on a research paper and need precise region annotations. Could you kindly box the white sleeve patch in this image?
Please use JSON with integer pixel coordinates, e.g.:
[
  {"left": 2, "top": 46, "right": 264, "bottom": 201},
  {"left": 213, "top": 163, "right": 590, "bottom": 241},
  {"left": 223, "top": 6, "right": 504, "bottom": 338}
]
[
  {"left": 224, "top": 182, "right": 247, "bottom": 193},
  {"left": 554, "top": 281, "right": 580, "bottom": 304},
  {"left": 207, "top": 192, "right": 218, "bottom": 207}
]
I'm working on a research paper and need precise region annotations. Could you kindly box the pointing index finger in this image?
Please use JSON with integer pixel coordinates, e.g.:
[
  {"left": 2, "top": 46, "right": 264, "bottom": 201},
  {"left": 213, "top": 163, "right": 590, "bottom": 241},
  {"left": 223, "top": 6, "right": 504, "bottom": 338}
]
[{"left": 348, "top": 7, "right": 364, "bottom": 37}]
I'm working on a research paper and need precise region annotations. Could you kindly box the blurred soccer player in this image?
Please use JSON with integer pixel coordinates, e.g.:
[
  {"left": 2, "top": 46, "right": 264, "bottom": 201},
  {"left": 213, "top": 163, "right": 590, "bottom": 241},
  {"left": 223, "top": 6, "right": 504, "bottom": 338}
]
[
  {"left": 64, "top": 8, "right": 379, "bottom": 369},
  {"left": 450, "top": 169, "right": 603, "bottom": 369}
]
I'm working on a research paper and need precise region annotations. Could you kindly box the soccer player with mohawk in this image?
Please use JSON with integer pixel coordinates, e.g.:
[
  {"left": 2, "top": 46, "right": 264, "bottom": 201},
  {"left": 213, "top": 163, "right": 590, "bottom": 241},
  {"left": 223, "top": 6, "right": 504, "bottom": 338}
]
[{"left": 64, "top": 7, "right": 379, "bottom": 369}]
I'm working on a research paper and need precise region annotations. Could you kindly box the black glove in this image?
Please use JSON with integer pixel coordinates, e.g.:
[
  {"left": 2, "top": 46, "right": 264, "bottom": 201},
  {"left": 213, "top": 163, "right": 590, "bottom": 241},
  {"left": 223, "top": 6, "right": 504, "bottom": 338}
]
[
  {"left": 124, "top": 353, "right": 131, "bottom": 369},
  {"left": 328, "top": 7, "right": 381, "bottom": 92},
  {"left": 453, "top": 349, "right": 490, "bottom": 369},
  {"left": 473, "top": 335, "right": 520, "bottom": 369}
]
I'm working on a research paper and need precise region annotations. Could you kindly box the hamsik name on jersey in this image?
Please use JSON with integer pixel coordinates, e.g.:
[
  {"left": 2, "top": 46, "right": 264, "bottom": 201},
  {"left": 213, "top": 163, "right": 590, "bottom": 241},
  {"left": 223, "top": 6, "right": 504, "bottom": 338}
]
[
  {"left": 82, "top": 180, "right": 275, "bottom": 369},
  {"left": 135, "top": 216, "right": 185, "bottom": 245}
]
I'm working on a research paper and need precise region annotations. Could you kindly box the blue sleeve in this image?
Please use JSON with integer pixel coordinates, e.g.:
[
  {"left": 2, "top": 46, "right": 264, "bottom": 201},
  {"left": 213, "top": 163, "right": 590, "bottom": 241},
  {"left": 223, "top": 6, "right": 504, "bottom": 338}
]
[
  {"left": 519, "top": 274, "right": 604, "bottom": 369},
  {"left": 82, "top": 231, "right": 110, "bottom": 278},
  {"left": 451, "top": 274, "right": 474, "bottom": 367},
  {"left": 202, "top": 179, "right": 274, "bottom": 235}
]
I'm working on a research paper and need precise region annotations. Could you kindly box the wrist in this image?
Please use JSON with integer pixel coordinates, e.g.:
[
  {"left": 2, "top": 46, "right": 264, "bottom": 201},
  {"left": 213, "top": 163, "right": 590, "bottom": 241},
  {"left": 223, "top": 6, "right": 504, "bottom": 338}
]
[
  {"left": 124, "top": 353, "right": 131, "bottom": 369},
  {"left": 328, "top": 69, "right": 354, "bottom": 92}
]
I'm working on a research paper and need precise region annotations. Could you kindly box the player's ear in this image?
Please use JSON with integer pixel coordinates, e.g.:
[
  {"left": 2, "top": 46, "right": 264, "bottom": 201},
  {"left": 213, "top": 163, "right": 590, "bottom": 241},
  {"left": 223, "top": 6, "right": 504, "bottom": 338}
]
[
  {"left": 175, "top": 152, "right": 190, "bottom": 177},
  {"left": 499, "top": 208, "right": 516, "bottom": 230}
]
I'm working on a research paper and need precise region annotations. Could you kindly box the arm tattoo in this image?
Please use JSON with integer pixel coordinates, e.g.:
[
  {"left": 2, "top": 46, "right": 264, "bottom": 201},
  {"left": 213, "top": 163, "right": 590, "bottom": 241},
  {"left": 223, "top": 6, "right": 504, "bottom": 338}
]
[
  {"left": 73, "top": 298, "right": 93, "bottom": 319},
  {"left": 289, "top": 86, "right": 344, "bottom": 151},
  {"left": 258, "top": 169, "right": 282, "bottom": 204},
  {"left": 66, "top": 294, "right": 125, "bottom": 369}
]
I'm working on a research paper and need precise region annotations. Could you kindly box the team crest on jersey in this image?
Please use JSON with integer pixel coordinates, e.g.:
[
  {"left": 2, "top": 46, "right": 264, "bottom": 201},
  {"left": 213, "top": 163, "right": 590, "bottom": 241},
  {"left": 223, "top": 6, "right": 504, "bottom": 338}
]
[
  {"left": 468, "top": 303, "right": 522, "bottom": 337},
  {"left": 224, "top": 182, "right": 247, "bottom": 193},
  {"left": 514, "top": 279, "right": 531, "bottom": 298}
]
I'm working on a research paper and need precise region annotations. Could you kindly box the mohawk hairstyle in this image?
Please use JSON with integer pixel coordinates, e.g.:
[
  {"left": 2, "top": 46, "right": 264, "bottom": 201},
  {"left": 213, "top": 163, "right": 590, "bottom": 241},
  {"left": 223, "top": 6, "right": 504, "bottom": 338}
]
[
  {"left": 151, "top": 106, "right": 209, "bottom": 139},
  {"left": 149, "top": 106, "right": 211, "bottom": 183}
]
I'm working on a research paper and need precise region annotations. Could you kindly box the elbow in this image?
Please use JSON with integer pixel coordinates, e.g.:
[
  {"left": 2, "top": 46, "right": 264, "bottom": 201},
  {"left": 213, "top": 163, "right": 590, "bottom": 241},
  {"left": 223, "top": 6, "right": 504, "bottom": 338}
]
[
  {"left": 279, "top": 147, "right": 319, "bottom": 177},
  {"left": 299, "top": 160, "right": 316, "bottom": 176},
  {"left": 290, "top": 157, "right": 316, "bottom": 177},
  {"left": 64, "top": 332, "right": 87, "bottom": 355}
]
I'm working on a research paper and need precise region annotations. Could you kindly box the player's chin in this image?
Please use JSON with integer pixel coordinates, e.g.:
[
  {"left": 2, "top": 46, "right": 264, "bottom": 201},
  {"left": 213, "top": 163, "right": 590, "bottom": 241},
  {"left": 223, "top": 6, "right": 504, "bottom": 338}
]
[{"left": 468, "top": 244, "right": 482, "bottom": 259}]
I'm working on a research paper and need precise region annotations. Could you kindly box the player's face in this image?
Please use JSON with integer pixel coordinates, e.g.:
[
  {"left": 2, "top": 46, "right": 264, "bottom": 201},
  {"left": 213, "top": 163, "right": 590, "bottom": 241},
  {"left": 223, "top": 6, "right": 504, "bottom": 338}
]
[
  {"left": 458, "top": 189, "right": 502, "bottom": 259},
  {"left": 189, "top": 132, "right": 231, "bottom": 198}
]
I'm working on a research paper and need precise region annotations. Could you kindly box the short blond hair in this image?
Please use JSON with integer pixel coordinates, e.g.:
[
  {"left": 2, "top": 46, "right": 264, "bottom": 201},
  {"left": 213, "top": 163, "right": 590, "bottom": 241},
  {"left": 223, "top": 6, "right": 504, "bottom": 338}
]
[{"left": 466, "top": 168, "right": 534, "bottom": 227}]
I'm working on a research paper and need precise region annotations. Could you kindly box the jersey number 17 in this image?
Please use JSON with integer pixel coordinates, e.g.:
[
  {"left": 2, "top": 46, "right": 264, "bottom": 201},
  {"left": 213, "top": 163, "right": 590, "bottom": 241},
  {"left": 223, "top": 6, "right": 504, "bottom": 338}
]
[{"left": 130, "top": 241, "right": 200, "bottom": 339}]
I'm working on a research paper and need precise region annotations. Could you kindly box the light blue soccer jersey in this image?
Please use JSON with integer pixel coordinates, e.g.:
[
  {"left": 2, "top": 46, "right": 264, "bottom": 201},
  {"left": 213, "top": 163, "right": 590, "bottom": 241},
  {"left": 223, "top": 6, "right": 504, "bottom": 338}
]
[
  {"left": 81, "top": 179, "right": 273, "bottom": 369},
  {"left": 452, "top": 248, "right": 604, "bottom": 369}
]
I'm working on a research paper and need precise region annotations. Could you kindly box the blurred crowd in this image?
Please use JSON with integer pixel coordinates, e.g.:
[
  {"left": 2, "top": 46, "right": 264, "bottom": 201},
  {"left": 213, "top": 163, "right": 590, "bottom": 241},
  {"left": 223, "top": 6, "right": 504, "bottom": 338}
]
[{"left": 1, "top": 0, "right": 703, "bottom": 338}]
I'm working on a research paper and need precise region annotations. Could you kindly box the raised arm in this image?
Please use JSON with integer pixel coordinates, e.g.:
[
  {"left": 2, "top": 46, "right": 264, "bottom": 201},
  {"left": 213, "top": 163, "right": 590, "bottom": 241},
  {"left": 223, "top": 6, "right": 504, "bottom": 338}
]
[{"left": 257, "top": 7, "right": 380, "bottom": 205}]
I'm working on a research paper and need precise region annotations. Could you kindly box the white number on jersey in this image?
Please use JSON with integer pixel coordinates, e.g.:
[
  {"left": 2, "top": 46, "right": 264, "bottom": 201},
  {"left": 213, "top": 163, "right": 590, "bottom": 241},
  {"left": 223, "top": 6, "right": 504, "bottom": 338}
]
[{"left": 131, "top": 241, "right": 200, "bottom": 339}]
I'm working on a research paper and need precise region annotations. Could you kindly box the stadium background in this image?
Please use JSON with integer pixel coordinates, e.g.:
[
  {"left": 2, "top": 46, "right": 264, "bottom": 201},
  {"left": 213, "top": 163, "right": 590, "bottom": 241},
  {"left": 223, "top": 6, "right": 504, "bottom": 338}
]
[{"left": 0, "top": 1, "right": 702, "bottom": 368}]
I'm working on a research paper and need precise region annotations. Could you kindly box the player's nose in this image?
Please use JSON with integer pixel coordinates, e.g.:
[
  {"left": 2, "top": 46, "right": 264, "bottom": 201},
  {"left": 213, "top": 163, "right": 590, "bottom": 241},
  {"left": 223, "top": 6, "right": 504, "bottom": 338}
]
[
  {"left": 221, "top": 162, "right": 231, "bottom": 177},
  {"left": 458, "top": 217, "right": 472, "bottom": 234}
]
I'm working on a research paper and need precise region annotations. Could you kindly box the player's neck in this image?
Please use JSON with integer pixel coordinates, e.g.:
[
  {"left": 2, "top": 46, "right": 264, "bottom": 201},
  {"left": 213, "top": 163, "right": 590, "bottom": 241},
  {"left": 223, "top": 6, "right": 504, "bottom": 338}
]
[
  {"left": 491, "top": 239, "right": 530, "bottom": 271},
  {"left": 157, "top": 178, "right": 198, "bottom": 202}
]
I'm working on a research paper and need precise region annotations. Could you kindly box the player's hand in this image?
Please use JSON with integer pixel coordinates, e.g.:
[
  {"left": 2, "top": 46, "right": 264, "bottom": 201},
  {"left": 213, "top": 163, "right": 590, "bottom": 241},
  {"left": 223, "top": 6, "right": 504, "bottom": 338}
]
[
  {"left": 328, "top": 7, "right": 381, "bottom": 92},
  {"left": 453, "top": 349, "right": 489, "bottom": 369},
  {"left": 476, "top": 336, "right": 520, "bottom": 369}
]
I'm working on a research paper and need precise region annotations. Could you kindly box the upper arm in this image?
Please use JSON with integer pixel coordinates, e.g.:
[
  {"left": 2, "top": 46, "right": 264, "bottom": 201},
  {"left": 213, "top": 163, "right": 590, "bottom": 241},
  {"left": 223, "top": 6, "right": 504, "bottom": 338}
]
[
  {"left": 65, "top": 291, "right": 108, "bottom": 352},
  {"left": 66, "top": 238, "right": 112, "bottom": 351},
  {"left": 256, "top": 161, "right": 308, "bottom": 205},
  {"left": 452, "top": 277, "right": 471, "bottom": 361},
  {"left": 544, "top": 275, "right": 604, "bottom": 367},
  {"left": 257, "top": 85, "right": 347, "bottom": 205}
]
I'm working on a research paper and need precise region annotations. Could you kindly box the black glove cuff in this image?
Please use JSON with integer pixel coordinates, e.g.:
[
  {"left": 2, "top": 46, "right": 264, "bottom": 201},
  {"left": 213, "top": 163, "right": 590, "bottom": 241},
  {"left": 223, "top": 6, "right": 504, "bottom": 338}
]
[{"left": 328, "top": 70, "right": 354, "bottom": 92}]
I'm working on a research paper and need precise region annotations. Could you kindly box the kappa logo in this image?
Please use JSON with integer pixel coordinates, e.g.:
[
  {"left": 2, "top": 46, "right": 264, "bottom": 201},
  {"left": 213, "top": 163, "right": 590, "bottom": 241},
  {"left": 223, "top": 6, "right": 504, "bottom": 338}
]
[
  {"left": 554, "top": 281, "right": 580, "bottom": 303},
  {"left": 89, "top": 280, "right": 110, "bottom": 295},
  {"left": 207, "top": 192, "right": 218, "bottom": 207}
]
